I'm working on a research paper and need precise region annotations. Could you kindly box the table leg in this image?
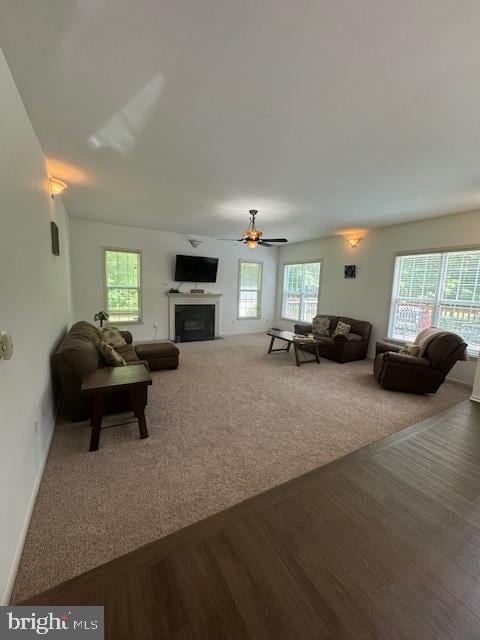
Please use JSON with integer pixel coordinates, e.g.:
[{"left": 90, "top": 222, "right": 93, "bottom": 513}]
[
  {"left": 89, "top": 393, "right": 103, "bottom": 452},
  {"left": 314, "top": 344, "right": 320, "bottom": 363},
  {"left": 268, "top": 336, "right": 275, "bottom": 353},
  {"left": 294, "top": 343, "right": 301, "bottom": 366},
  {"left": 130, "top": 386, "right": 149, "bottom": 440}
]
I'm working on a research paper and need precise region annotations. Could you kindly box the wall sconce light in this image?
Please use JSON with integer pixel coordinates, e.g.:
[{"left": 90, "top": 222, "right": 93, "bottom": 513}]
[
  {"left": 346, "top": 236, "right": 362, "bottom": 249},
  {"left": 188, "top": 239, "right": 202, "bottom": 248},
  {"left": 49, "top": 177, "right": 67, "bottom": 198}
]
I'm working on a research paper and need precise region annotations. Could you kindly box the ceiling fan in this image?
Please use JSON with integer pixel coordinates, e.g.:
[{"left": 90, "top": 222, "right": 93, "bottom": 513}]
[{"left": 219, "top": 210, "right": 288, "bottom": 249}]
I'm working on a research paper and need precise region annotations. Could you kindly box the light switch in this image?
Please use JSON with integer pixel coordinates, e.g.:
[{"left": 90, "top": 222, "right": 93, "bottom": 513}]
[{"left": 0, "top": 332, "right": 13, "bottom": 360}]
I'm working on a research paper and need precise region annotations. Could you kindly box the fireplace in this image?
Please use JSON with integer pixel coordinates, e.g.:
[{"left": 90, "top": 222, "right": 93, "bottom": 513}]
[{"left": 175, "top": 304, "right": 215, "bottom": 342}]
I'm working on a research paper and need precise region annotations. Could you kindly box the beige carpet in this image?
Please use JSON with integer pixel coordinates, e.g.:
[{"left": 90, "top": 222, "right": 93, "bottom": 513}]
[{"left": 12, "top": 333, "right": 470, "bottom": 602}]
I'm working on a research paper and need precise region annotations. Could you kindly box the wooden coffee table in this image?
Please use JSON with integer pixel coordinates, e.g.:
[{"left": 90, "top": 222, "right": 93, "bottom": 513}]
[
  {"left": 81, "top": 364, "right": 152, "bottom": 451},
  {"left": 266, "top": 330, "right": 321, "bottom": 367}
]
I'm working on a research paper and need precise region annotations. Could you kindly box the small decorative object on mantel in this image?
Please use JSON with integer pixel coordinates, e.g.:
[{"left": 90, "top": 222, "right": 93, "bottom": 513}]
[
  {"left": 94, "top": 311, "right": 109, "bottom": 327},
  {"left": 50, "top": 221, "right": 60, "bottom": 256},
  {"left": 344, "top": 265, "right": 356, "bottom": 279},
  {"left": 190, "top": 288, "right": 205, "bottom": 294}
]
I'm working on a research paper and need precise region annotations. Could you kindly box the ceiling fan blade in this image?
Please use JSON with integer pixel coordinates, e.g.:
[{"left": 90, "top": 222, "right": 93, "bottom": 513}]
[
  {"left": 217, "top": 238, "right": 243, "bottom": 241},
  {"left": 259, "top": 242, "right": 274, "bottom": 247},
  {"left": 259, "top": 238, "right": 288, "bottom": 243}
]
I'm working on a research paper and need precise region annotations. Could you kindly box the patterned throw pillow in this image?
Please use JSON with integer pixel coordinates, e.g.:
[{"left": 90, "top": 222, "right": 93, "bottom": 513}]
[
  {"left": 312, "top": 316, "right": 331, "bottom": 337},
  {"left": 96, "top": 340, "right": 126, "bottom": 366},
  {"left": 332, "top": 321, "right": 351, "bottom": 338},
  {"left": 99, "top": 326, "right": 127, "bottom": 348},
  {"left": 399, "top": 343, "right": 420, "bottom": 357}
]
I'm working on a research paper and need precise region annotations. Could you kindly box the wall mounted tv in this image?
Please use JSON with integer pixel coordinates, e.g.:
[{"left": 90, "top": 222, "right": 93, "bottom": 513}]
[{"left": 175, "top": 254, "right": 219, "bottom": 282}]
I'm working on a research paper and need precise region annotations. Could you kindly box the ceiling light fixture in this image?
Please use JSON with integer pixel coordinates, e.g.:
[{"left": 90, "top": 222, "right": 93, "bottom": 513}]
[
  {"left": 49, "top": 177, "right": 67, "bottom": 198},
  {"left": 346, "top": 236, "right": 362, "bottom": 249}
]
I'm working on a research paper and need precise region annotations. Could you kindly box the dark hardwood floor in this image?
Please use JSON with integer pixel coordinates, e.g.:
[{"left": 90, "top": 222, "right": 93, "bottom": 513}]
[{"left": 24, "top": 400, "right": 480, "bottom": 639}]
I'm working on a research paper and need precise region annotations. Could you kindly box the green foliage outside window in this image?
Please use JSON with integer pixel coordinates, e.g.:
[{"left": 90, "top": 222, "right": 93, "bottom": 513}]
[{"left": 105, "top": 249, "right": 141, "bottom": 322}]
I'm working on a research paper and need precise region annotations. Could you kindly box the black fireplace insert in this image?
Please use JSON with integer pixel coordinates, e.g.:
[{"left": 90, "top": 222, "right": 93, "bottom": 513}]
[{"left": 175, "top": 304, "right": 215, "bottom": 342}]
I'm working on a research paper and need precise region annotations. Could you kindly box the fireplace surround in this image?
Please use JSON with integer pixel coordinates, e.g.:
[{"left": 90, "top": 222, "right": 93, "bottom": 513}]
[
  {"left": 166, "top": 293, "right": 223, "bottom": 341},
  {"left": 175, "top": 304, "right": 215, "bottom": 342}
]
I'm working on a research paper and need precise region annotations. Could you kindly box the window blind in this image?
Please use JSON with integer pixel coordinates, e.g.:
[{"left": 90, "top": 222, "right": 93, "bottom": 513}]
[
  {"left": 282, "top": 262, "right": 321, "bottom": 322},
  {"left": 238, "top": 261, "right": 263, "bottom": 319},
  {"left": 389, "top": 249, "right": 480, "bottom": 356},
  {"left": 105, "top": 249, "right": 142, "bottom": 323}
]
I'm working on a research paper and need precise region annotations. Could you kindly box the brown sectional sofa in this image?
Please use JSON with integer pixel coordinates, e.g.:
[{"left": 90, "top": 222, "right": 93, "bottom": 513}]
[
  {"left": 54, "top": 321, "right": 179, "bottom": 421},
  {"left": 294, "top": 315, "right": 372, "bottom": 363}
]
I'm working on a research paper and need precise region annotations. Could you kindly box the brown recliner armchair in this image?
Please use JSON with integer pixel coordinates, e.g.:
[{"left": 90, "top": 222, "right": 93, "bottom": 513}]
[{"left": 374, "top": 330, "right": 468, "bottom": 393}]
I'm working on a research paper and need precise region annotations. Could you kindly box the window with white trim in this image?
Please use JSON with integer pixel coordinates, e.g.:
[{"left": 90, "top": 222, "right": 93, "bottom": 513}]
[
  {"left": 104, "top": 249, "right": 142, "bottom": 323},
  {"left": 389, "top": 249, "right": 480, "bottom": 356},
  {"left": 281, "top": 262, "right": 321, "bottom": 322},
  {"left": 238, "top": 260, "right": 263, "bottom": 319}
]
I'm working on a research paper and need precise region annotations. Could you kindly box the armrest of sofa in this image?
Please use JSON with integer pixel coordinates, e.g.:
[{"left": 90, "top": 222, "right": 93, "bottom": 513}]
[
  {"left": 334, "top": 332, "right": 362, "bottom": 343},
  {"left": 383, "top": 351, "right": 430, "bottom": 367},
  {"left": 376, "top": 339, "right": 403, "bottom": 356},
  {"left": 120, "top": 331, "right": 133, "bottom": 344},
  {"left": 294, "top": 323, "right": 312, "bottom": 335}
]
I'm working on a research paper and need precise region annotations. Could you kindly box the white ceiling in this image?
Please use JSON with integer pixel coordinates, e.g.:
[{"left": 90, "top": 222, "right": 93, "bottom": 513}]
[{"left": 1, "top": 0, "right": 480, "bottom": 242}]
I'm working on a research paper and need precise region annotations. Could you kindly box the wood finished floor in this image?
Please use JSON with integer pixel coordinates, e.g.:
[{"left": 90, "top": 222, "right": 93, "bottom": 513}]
[{"left": 24, "top": 399, "right": 480, "bottom": 640}]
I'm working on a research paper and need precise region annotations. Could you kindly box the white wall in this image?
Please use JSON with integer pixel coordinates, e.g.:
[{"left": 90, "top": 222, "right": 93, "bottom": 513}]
[
  {"left": 0, "top": 48, "right": 72, "bottom": 603},
  {"left": 70, "top": 219, "right": 278, "bottom": 340},
  {"left": 276, "top": 210, "right": 480, "bottom": 385}
]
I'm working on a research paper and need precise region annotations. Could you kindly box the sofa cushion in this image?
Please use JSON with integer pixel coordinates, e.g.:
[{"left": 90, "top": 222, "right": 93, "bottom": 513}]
[
  {"left": 116, "top": 343, "right": 140, "bottom": 363},
  {"left": 332, "top": 321, "right": 351, "bottom": 337},
  {"left": 314, "top": 336, "right": 335, "bottom": 348},
  {"left": 339, "top": 317, "right": 372, "bottom": 340},
  {"left": 100, "top": 326, "right": 127, "bottom": 348},
  {"left": 312, "top": 316, "right": 330, "bottom": 337},
  {"left": 96, "top": 341, "right": 126, "bottom": 366}
]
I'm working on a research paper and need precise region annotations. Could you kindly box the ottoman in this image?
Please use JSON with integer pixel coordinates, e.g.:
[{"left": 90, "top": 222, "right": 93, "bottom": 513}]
[{"left": 135, "top": 341, "right": 179, "bottom": 371}]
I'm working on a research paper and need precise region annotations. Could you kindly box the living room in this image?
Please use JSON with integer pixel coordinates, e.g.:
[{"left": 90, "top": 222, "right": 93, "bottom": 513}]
[{"left": 1, "top": 2, "right": 480, "bottom": 637}]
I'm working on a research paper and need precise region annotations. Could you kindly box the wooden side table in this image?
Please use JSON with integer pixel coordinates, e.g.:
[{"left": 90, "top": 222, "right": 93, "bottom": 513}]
[{"left": 81, "top": 364, "right": 152, "bottom": 451}]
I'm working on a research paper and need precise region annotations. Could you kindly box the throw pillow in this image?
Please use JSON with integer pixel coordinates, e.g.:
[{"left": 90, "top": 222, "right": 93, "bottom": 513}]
[
  {"left": 332, "top": 321, "right": 351, "bottom": 338},
  {"left": 96, "top": 340, "right": 126, "bottom": 366},
  {"left": 399, "top": 343, "right": 420, "bottom": 357},
  {"left": 99, "top": 326, "right": 127, "bottom": 348},
  {"left": 312, "top": 316, "right": 330, "bottom": 337}
]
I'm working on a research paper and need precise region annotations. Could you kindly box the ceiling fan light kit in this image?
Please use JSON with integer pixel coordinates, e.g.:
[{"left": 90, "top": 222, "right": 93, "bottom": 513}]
[{"left": 218, "top": 209, "right": 288, "bottom": 249}]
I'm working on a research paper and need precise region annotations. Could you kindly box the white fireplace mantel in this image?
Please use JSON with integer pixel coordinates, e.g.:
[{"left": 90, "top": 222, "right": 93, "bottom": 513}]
[{"left": 166, "top": 292, "right": 223, "bottom": 341}]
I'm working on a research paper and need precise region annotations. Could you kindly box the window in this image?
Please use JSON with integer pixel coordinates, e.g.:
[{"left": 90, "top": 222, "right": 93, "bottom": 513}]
[
  {"left": 389, "top": 249, "right": 480, "bottom": 356},
  {"left": 281, "top": 262, "right": 321, "bottom": 322},
  {"left": 238, "top": 260, "right": 263, "bottom": 319},
  {"left": 104, "top": 249, "right": 142, "bottom": 323}
]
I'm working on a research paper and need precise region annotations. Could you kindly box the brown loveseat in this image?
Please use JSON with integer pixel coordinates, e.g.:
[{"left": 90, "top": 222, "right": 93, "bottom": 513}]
[
  {"left": 294, "top": 315, "right": 372, "bottom": 363},
  {"left": 54, "top": 321, "right": 179, "bottom": 421},
  {"left": 374, "top": 330, "right": 468, "bottom": 393}
]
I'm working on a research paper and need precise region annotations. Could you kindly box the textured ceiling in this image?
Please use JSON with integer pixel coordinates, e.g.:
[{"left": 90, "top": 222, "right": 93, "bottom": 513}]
[{"left": 1, "top": 0, "right": 480, "bottom": 241}]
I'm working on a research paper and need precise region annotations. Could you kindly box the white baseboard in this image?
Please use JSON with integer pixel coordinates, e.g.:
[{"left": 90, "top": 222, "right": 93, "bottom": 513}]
[
  {"left": 471, "top": 394, "right": 480, "bottom": 403},
  {"left": 446, "top": 376, "right": 473, "bottom": 388},
  {"left": 1, "top": 421, "right": 55, "bottom": 605}
]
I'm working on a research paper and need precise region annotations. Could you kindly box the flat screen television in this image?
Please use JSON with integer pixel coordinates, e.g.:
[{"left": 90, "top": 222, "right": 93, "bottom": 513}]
[{"left": 175, "top": 254, "right": 219, "bottom": 282}]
